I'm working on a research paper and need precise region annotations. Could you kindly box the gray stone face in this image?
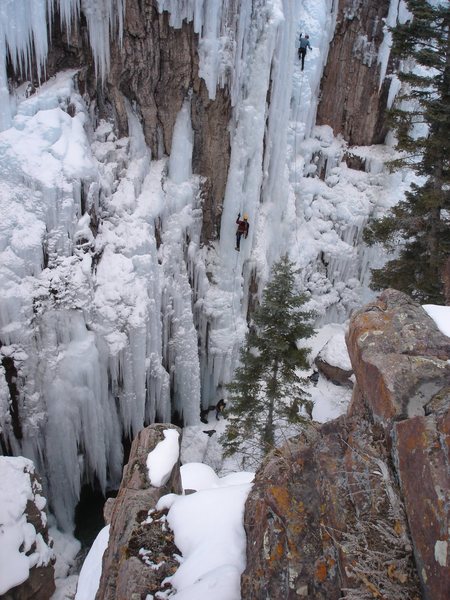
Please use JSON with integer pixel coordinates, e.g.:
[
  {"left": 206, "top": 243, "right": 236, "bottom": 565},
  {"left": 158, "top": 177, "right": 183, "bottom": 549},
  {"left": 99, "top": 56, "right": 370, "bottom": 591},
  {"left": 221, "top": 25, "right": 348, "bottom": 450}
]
[
  {"left": 346, "top": 289, "right": 450, "bottom": 600},
  {"left": 346, "top": 289, "right": 450, "bottom": 424},
  {"left": 317, "top": 0, "right": 392, "bottom": 145}
]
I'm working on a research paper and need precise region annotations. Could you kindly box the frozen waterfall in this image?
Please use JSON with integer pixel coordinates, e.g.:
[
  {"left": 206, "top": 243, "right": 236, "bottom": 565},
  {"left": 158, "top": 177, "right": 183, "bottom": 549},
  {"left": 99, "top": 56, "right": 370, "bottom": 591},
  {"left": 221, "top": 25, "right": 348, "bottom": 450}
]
[{"left": 0, "top": 0, "right": 404, "bottom": 530}]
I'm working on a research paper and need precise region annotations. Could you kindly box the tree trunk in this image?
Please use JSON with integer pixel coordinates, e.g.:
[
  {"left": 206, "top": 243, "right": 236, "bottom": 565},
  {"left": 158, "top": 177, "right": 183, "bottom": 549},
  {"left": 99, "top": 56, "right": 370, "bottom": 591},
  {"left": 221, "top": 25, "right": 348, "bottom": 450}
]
[{"left": 263, "top": 364, "right": 278, "bottom": 453}]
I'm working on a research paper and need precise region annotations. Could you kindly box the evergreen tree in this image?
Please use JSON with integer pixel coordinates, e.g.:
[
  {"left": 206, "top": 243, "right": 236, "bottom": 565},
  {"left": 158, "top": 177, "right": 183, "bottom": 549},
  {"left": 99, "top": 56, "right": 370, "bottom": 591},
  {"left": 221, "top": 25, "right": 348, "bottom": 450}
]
[
  {"left": 365, "top": 0, "right": 450, "bottom": 303},
  {"left": 221, "top": 255, "right": 315, "bottom": 464}
]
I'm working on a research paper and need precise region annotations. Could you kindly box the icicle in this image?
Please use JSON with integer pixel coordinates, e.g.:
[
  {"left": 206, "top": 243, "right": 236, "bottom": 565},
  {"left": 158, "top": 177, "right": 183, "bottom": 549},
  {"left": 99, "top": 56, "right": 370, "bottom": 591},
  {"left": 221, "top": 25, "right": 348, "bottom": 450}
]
[
  {"left": 80, "top": 0, "right": 125, "bottom": 80},
  {"left": 0, "top": 0, "right": 125, "bottom": 132},
  {"left": 169, "top": 98, "right": 194, "bottom": 184},
  {"left": 156, "top": 0, "right": 249, "bottom": 103},
  {"left": 0, "top": 0, "right": 49, "bottom": 130}
]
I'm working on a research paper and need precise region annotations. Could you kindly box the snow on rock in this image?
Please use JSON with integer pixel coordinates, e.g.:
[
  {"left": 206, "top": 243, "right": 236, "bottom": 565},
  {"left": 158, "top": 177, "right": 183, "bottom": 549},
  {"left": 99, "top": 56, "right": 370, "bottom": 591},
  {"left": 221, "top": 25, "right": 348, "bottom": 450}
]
[
  {"left": 147, "top": 429, "right": 180, "bottom": 487},
  {"left": 180, "top": 462, "right": 254, "bottom": 492},
  {"left": 310, "top": 376, "right": 352, "bottom": 423},
  {"left": 423, "top": 305, "right": 450, "bottom": 338},
  {"left": 0, "top": 456, "right": 54, "bottom": 596},
  {"left": 317, "top": 331, "right": 352, "bottom": 371},
  {"left": 74, "top": 525, "right": 110, "bottom": 600},
  {"left": 297, "top": 323, "right": 353, "bottom": 422},
  {"left": 156, "top": 464, "right": 254, "bottom": 599}
]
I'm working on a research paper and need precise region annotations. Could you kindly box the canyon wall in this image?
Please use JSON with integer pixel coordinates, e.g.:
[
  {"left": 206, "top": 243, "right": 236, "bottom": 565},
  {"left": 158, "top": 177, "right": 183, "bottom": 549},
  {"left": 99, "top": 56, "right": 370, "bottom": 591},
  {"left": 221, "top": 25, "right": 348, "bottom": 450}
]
[
  {"left": 72, "top": 291, "right": 448, "bottom": 600},
  {"left": 0, "top": 0, "right": 400, "bottom": 534},
  {"left": 103, "top": 0, "right": 231, "bottom": 242},
  {"left": 43, "top": 1, "right": 231, "bottom": 242}
]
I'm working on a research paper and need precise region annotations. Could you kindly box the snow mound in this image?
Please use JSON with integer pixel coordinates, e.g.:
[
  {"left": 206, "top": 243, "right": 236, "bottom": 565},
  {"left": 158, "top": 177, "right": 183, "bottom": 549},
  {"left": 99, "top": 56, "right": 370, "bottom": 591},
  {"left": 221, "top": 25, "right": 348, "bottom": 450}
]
[
  {"left": 423, "top": 305, "right": 450, "bottom": 338},
  {"left": 147, "top": 429, "right": 180, "bottom": 487},
  {"left": 181, "top": 462, "right": 254, "bottom": 491},
  {"left": 74, "top": 525, "right": 110, "bottom": 600},
  {"left": 0, "top": 456, "right": 54, "bottom": 595},
  {"left": 156, "top": 464, "right": 254, "bottom": 599}
]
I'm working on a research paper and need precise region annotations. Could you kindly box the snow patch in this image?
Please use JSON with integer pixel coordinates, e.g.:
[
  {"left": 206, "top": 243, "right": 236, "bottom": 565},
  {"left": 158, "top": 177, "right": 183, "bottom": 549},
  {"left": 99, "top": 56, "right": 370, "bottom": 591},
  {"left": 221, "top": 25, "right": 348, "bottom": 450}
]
[
  {"left": 74, "top": 525, "right": 110, "bottom": 600},
  {"left": 147, "top": 429, "right": 180, "bottom": 487},
  {"left": 156, "top": 465, "right": 253, "bottom": 599},
  {"left": 0, "top": 457, "right": 54, "bottom": 595},
  {"left": 434, "top": 540, "right": 448, "bottom": 568},
  {"left": 423, "top": 305, "right": 450, "bottom": 338}
]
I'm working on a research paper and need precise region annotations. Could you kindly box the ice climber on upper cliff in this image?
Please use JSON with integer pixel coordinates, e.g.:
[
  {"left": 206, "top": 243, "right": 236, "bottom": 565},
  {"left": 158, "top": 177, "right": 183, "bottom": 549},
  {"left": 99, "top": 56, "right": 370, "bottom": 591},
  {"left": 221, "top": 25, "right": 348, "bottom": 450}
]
[{"left": 298, "top": 33, "right": 311, "bottom": 71}]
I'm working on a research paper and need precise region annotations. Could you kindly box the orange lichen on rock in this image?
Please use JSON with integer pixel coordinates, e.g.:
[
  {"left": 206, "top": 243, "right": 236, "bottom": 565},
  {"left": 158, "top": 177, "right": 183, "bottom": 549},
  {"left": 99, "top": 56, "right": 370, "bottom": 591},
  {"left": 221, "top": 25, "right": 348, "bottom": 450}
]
[
  {"left": 315, "top": 560, "right": 328, "bottom": 583},
  {"left": 272, "top": 541, "right": 284, "bottom": 561}
]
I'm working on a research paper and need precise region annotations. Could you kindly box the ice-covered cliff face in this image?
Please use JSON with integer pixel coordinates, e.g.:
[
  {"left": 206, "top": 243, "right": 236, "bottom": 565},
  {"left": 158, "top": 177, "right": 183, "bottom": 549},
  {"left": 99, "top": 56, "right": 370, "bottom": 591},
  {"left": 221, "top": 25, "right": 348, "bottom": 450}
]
[{"left": 0, "top": 0, "right": 405, "bottom": 530}]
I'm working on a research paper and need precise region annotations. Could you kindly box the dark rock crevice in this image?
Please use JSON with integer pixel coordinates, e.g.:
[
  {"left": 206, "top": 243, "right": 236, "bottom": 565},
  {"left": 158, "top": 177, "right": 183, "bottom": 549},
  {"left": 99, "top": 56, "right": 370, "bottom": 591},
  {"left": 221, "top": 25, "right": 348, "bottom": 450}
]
[{"left": 1, "top": 355, "right": 23, "bottom": 440}]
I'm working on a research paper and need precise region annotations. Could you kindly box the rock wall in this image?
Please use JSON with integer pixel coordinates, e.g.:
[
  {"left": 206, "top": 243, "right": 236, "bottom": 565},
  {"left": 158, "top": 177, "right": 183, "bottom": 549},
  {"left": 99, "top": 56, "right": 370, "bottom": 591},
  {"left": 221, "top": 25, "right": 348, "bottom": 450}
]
[
  {"left": 44, "top": 1, "right": 231, "bottom": 244},
  {"left": 102, "top": 0, "right": 231, "bottom": 243},
  {"left": 347, "top": 289, "right": 450, "bottom": 600},
  {"left": 95, "top": 424, "right": 182, "bottom": 600},
  {"left": 317, "top": 0, "right": 392, "bottom": 145},
  {"left": 109, "top": 0, "right": 231, "bottom": 242},
  {"left": 242, "top": 290, "right": 449, "bottom": 600}
]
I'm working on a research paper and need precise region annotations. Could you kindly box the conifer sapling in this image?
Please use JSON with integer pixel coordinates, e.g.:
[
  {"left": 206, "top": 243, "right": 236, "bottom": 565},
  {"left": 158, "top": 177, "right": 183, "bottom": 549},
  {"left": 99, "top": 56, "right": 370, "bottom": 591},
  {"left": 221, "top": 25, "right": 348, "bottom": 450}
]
[
  {"left": 221, "top": 255, "right": 315, "bottom": 464},
  {"left": 364, "top": 0, "right": 449, "bottom": 302}
]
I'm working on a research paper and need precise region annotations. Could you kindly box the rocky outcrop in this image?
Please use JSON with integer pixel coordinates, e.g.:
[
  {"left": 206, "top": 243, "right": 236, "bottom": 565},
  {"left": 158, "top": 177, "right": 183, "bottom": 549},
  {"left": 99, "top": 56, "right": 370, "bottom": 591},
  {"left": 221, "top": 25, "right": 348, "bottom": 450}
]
[
  {"left": 394, "top": 411, "right": 450, "bottom": 600},
  {"left": 315, "top": 334, "right": 353, "bottom": 387},
  {"left": 95, "top": 424, "right": 182, "bottom": 600},
  {"left": 242, "top": 290, "right": 449, "bottom": 599},
  {"left": 346, "top": 289, "right": 450, "bottom": 424},
  {"left": 315, "top": 356, "right": 353, "bottom": 385},
  {"left": 242, "top": 418, "right": 422, "bottom": 599},
  {"left": 317, "top": 0, "right": 392, "bottom": 145},
  {"left": 347, "top": 289, "right": 450, "bottom": 599}
]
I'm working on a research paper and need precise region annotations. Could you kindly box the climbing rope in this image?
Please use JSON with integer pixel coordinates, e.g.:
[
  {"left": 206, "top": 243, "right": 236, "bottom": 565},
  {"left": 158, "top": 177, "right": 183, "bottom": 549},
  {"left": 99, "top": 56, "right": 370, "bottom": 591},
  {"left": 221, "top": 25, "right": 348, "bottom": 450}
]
[
  {"left": 292, "top": 33, "right": 307, "bottom": 251},
  {"left": 230, "top": 250, "right": 239, "bottom": 335}
]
